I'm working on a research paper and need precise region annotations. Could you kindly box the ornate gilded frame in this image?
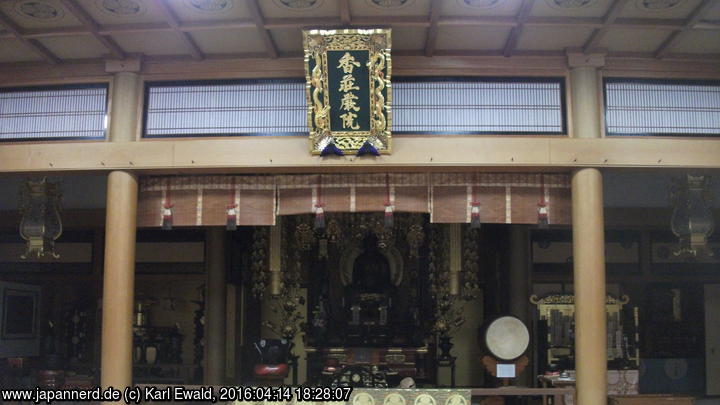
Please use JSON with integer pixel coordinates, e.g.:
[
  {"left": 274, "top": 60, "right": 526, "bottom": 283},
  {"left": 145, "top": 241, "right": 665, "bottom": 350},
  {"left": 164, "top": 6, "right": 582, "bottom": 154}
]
[{"left": 303, "top": 28, "right": 392, "bottom": 155}]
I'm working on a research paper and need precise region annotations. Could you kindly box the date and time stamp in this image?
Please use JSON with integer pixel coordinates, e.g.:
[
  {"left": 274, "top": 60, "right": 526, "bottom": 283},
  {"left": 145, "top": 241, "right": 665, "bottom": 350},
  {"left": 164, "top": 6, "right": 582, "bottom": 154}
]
[{"left": 1, "top": 386, "right": 354, "bottom": 404}]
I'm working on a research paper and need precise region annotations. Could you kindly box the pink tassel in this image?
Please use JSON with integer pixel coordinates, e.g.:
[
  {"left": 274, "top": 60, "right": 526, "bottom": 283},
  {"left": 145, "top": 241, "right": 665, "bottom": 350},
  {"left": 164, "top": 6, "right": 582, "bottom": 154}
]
[
  {"left": 162, "top": 178, "right": 174, "bottom": 230},
  {"left": 226, "top": 204, "right": 237, "bottom": 231},
  {"left": 383, "top": 173, "right": 394, "bottom": 229},
  {"left": 538, "top": 174, "right": 549, "bottom": 229},
  {"left": 314, "top": 205, "right": 325, "bottom": 230},
  {"left": 161, "top": 203, "right": 173, "bottom": 230},
  {"left": 470, "top": 203, "right": 481, "bottom": 229},
  {"left": 384, "top": 205, "right": 394, "bottom": 229},
  {"left": 314, "top": 175, "right": 325, "bottom": 230},
  {"left": 537, "top": 203, "right": 549, "bottom": 229},
  {"left": 227, "top": 178, "right": 237, "bottom": 231}
]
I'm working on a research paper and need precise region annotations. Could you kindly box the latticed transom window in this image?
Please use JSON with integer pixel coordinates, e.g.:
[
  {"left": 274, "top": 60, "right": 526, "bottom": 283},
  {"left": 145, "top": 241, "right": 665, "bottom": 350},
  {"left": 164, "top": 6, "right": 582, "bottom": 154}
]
[
  {"left": 605, "top": 79, "right": 720, "bottom": 137},
  {"left": 0, "top": 84, "right": 108, "bottom": 141},
  {"left": 142, "top": 77, "right": 567, "bottom": 138}
]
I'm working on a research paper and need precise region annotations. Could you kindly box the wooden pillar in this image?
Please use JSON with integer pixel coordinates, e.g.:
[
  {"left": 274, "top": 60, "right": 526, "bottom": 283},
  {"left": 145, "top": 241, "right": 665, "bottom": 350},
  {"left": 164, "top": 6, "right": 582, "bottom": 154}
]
[
  {"left": 107, "top": 59, "right": 142, "bottom": 143},
  {"left": 205, "top": 227, "right": 227, "bottom": 385},
  {"left": 569, "top": 50, "right": 607, "bottom": 405},
  {"left": 100, "top": 171, "right": 138, "bottom": 390},
  {"left": 571, "top": 168, "right": 607, "bottom": 405},
  {"left": 100, "top": 60, "right": 142, "bottom": 391}
]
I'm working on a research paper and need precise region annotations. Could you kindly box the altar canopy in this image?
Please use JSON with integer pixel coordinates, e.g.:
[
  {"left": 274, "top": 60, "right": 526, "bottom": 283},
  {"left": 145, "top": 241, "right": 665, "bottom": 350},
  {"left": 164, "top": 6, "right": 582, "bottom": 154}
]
[{"left": 137, "top": 173, "right": 571, "bottom": 227}]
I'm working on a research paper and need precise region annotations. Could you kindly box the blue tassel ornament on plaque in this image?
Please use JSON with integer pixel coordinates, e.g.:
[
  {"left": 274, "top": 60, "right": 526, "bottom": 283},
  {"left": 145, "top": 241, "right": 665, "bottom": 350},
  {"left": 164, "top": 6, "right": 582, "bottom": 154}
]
[
  {"left": 356, "top": 141, "right": 380, "bottom": 157},
  {"left": 320, "top": 142, "right": 344, "bottom": 157}
]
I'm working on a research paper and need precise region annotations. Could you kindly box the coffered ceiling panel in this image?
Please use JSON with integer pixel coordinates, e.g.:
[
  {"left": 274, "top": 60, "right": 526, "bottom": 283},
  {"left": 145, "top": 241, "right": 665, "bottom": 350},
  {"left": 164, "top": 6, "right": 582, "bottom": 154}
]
[
  {"left": 349, "top": 0, "right": 431, "bottom": 17},
  {"left": 259, "top": 0, "right": 339, "bottom": 18},
  {"left": 37, "top": 35, "right": 107, "bottom": 58},
  {"left": 441, "top": 0, "right": 522, "bottom": 17},
  {"left": 668, "top": 30, "right": 720, "bottom": 53},
  {"left": 0, "top": 0, "right": 717, "bottom": 65},
  {"left": 0, "top": 0, "right": 82, "bottom": 28},
  {"left": 392, "top": 26, "right": 427, "bottom": 50},
  {"left": 0, "top": 38, "right": 44, "bottom": 62},
  {"left": 436, "top": 25, "right": 512, "bottom": 50},
  {"left": 705, "top": 1, "right": 720, "bottom": 19},
  {"left": 531, "top": 0, "right": 612, "bottom": 18},
  {"left": 620, "top": 0, "right": 703, "bottom": 19},
  {"left": 269, "top": 28, "right": 303, "bottom": 53},
  {"left": 190, "top": 28, "right": 265, "bottom": 54},
  {"left": 111, "top": 30, "right": 189, "bottom": 54},
  {"left": 74, "top": 0, "right": 164, "bottom": 24},
  {"left": 171, "top": 0, "right": 252, "bottom": 21},
  {"left": 599, "top": 27, "right": 672, "bottom": 52},
  {"left": 517, "top": 26, "right": 595, "bottom": 51}
]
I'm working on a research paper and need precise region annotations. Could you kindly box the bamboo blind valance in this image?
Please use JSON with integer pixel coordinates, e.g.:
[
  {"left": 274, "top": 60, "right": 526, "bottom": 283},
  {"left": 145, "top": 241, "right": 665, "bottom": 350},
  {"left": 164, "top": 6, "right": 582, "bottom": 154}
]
[{"left": 137, "top": 173, "right": 570, "bottom": 228}]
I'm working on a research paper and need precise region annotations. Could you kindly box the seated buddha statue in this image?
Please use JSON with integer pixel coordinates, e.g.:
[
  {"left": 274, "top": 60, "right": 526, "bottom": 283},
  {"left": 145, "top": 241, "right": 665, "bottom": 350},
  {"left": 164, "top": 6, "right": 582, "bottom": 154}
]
[{"left": 345, "top": 235, "right": 395, "bottom": 345}]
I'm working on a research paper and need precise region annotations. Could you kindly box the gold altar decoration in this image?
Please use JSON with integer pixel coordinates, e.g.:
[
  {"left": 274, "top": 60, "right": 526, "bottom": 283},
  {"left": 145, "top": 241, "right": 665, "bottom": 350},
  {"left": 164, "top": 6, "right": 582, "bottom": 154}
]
[
  {"left": 250, "top": 227, "right": 269, "bottom": 299},
  {"left": 19, "top": 177, "right": 63, "bottom": 259},
  {"left": 530, "top": 294, "right": 639, "bottom": 367},
  {"left": 292, "top": 212, "right": 426, "bottom": 259},
  {"left": 428, "top": 225, "right": 480, "bottom": 336},
  {"left": 262, "top": 227, "right": 306, "bottom": 341},
  {"left": 303, "top": 28, "right": 392, "bottom": 154}
]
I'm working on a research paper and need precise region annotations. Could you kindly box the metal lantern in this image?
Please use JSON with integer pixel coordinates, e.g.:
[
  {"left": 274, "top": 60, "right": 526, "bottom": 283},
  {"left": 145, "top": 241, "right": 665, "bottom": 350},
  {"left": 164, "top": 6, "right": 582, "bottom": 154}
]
[
  {"left": 19, "top": 178, "right": 63, "bottom": 259},
  {"left": 670, "top": 174, "right": 715, "bottom": 257}
]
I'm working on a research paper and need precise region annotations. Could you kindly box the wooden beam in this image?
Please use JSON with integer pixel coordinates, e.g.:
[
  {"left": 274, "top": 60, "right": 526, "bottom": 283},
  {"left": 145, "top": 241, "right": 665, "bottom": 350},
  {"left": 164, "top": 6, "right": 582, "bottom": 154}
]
[
  {"left": 2, "top": 49, "right": 720, "bottom": 81},
  {"left": 264, "top": 17, "right": 341, "bottom": 28},
  {"left": 154, "top": 0, "right": 204, "bottom": 61},
  {"left": 180, "top": 19, "right": 255, "bottom": 31},
  {"left": 440, "top": 15, "right": 518, "bottom": 27},
  {"left": 694, "top": 19, "right": 720, "bottom": 29},
  {"left": 613, "top": 17, "right": 688, "bottom": 30},
  {"left": 57, "top": 0, "right": 125, "bottom": 59},
  {"left": 0, "top": 10, "right": 60, "bottom": 64},
  {"left": 1, "top": 137, "right": 720, "bottom": 174},
  {"left": 339, "top": 0, "right": 351, "bottom": 25},
  {"left": 134, "top": 51, "right": 573, "bottom": 77},
  {"left": 96, "top": 22, "right": 173, "bottom": 36},
  {"left": 503, "top": 0, "right": 535, "bottom": 57},
  {"left": 424, "top": 0, "right": 442, "bottom": 57},
  {"left": 353, "top": 15, "right": 428, "bottom": 26},
  {"left": 21, "top": 26, "right": 95, "bottom": 38},
  {"left": 246, "top": 0, "right": 278, "bottom": 59},
  {"left": 654, "top": 0, "right": 716, "bottom": 59},
  {"left": 583, "top": 0, "right": 631, "bottom": 53}
]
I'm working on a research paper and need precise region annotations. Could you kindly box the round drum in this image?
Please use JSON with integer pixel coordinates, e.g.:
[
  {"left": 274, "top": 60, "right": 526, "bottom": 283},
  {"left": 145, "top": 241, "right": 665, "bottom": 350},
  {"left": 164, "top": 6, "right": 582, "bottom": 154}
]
[{"left": 482, "top": 316, "right": 530, "bottom": 361}]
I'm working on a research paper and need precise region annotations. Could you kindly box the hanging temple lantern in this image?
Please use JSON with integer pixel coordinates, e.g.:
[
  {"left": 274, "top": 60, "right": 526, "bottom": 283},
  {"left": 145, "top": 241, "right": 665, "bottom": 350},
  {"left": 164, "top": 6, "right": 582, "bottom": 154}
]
[
  {"left": 19, "top": 178, "right": 63, "bottom": 259},
  {"left": 670, "top": 174, "right": 715, "bottom": 257}
]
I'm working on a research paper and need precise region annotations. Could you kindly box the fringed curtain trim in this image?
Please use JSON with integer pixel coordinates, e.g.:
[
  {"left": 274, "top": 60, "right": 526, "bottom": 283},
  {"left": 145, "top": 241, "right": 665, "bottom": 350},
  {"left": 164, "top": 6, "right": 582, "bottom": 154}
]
[
  {"left": 138, "top": 175, "right": 276, "bottom": 227},
  {"left": 137, "top": 173, "right": 571, "bottom": 227}
]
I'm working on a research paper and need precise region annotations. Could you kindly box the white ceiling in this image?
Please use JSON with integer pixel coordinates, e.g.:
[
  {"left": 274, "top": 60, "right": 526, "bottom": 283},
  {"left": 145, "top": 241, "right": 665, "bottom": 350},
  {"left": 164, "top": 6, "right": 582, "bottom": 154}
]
[{"left": 0, "top": 0, "right": 718, "bottom": 65}]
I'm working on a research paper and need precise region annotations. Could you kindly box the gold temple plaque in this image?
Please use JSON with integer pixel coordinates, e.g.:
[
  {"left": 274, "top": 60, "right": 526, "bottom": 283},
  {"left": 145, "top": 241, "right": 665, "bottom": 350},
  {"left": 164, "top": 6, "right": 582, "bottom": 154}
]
[{"left": 303, "top": 28, "right": 392, "bottom": 155}]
